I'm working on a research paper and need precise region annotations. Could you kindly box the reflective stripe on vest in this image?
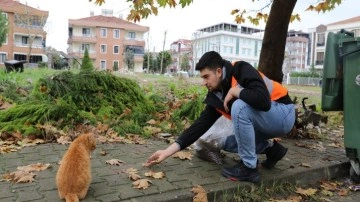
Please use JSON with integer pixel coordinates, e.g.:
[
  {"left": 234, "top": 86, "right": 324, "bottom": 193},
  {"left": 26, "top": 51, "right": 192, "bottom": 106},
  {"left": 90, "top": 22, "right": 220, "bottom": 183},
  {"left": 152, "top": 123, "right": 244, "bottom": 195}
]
[{"left": 216, "top": 71, "right": 288, "bottom": 119}]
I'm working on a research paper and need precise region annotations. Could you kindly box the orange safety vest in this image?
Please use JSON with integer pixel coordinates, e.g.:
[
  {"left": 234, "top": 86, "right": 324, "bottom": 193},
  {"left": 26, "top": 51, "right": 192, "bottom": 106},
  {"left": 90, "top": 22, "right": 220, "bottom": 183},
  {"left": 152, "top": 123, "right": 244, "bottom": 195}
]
[{"left": 217, "top": 71, "right": 288, "bottom": 119}]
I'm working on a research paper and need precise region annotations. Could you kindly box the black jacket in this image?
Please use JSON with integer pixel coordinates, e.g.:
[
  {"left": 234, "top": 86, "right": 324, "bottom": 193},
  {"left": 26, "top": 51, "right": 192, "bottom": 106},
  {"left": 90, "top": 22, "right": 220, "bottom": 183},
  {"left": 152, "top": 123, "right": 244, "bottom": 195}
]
[{"left": 175, "top": 60, "right": 292, "bottom": 150}]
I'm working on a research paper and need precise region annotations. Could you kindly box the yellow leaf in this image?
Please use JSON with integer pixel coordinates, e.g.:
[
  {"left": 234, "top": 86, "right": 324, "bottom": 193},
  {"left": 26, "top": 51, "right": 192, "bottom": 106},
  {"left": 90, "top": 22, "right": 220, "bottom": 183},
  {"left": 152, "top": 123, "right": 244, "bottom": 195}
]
[
  {"left": 191, "top": 185, "right": 208, "bottom": 202},
  {"left": 295, "top": 187, "right": 318, "bottom": 196},
  {"left": 105, "top": 159, "right": 124, "bottom": 166},
  {"left": 128, "top": 173, "right": 142, "bottom": 181},
  {"left": 132, "top": 179, "right": 152, "bottom": 189},
  {"left": 144, "top": 171, "right": 166, "bottom": 179},
  {"left": 172, "top": 151, "right": 193, "bottom": 160},
  {"left": 337, "top": 188, "right": 348, "bottom": 196},
  {"left": 17, "top": 163, "right": 51, "bottom": 172},
  {"left": 300, "top": 163, "right": 311, "bottom": 168}
]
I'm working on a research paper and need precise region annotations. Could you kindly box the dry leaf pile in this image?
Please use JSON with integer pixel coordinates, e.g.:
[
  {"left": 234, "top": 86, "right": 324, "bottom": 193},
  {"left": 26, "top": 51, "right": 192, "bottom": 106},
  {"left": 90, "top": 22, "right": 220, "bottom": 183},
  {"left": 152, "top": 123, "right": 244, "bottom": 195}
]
[{"left": 1, "top": 163, "right": 50, "bottom": 183}]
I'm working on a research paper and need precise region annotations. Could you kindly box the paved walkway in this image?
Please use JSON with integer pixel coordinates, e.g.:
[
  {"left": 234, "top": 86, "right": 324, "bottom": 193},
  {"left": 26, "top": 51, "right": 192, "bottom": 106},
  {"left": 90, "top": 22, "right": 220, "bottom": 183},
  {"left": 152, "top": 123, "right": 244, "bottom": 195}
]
[{"left": 0, "top": 137, "right": 352, "bottom": 202}]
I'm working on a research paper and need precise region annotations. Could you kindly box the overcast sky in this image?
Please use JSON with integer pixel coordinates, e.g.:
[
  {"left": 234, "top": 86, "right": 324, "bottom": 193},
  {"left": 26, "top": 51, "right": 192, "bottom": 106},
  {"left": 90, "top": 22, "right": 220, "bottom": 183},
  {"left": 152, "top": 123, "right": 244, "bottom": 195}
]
[{"left": 22, "top": 0, "right": 359, "bottom": 52}]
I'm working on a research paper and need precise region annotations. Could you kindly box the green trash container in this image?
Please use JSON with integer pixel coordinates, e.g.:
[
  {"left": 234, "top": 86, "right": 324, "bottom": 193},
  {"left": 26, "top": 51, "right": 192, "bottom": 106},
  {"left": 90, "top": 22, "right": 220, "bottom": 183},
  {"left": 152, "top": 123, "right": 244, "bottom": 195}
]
[{"left": 322, "top": 29, "right": 360, "bottom": 182}]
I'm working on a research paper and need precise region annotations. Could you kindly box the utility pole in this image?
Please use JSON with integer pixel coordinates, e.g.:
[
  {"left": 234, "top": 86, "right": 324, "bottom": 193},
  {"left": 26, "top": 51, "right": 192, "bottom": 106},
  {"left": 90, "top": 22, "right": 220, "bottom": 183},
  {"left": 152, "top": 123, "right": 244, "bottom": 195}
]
[
  {"left": 147, "top": 33, "right": 150, "bottom": 73},
  {"left": 160, "top": 30, "right": 167, "bottom": 74}
]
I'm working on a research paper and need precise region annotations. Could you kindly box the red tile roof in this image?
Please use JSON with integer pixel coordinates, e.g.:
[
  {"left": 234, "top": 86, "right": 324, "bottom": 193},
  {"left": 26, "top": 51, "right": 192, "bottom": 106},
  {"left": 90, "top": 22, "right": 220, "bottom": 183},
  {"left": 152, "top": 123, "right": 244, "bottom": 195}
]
[
  {"left": 0, "top": 0, "right": 48, "bottom": 16},
  {"left": 69, "top": 15, "right": 149, "bottom": 32},
  {"left": 327, "top": 15, "right": 360, "bottom": 26}
]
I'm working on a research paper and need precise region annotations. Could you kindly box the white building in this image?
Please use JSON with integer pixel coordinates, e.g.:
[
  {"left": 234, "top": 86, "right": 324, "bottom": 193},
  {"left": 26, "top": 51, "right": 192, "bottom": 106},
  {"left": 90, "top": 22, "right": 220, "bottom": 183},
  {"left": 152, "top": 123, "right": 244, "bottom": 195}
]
[
  {"left": 283, "top": 30, "right": 309, "bottom": 74},
  {"left": 308, "top": 15, "right": 360, "bottom": 70},
  {"left": 192, "top": 22, "right": 264, "bottom": 73}
]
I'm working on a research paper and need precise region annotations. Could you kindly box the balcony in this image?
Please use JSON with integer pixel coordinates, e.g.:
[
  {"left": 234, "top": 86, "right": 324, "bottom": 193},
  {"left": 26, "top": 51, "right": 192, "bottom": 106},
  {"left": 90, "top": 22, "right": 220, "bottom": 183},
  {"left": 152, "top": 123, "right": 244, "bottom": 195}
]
[
  {"left": 14, "top": 42, "right": 44, "bottom": 48},
  {"left": 315, "top": 60, "right": 324, "bottom": 65},
  {"left": 123, "top": 38, "right": 145, "bottom": 46},
  {"left": 68, "top": 51, "right": 97, "bottom": 59},
  {"left": 68, "top": 35, "right": 97, "bottom": 44},
  {"left": 316, "top": 42, "right": 325, "bottom": 47},
  {"left": 133, "top": 54, "right": 144, "bottom": 62}
]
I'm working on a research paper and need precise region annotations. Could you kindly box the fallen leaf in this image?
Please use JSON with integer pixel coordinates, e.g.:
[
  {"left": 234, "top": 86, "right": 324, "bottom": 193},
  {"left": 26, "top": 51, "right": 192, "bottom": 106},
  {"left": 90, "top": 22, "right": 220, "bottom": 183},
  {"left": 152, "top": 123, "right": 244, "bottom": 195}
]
[
  {"left": 144, "top": 171, "right": 165, "bottom": 179},
  {"left": 57, "top": 136, "right": 72, "bottom": 144},
  {"left": 3, "top": 170, "right": 36, "bottom": 183},
  {"left": 122, "top": 168, "right": 138, "bottom": 175},
  {"left": 337, "top": 188, "right": 348, "bottom": 196},
  {"left": 146, "top": 119, "right": 157, "bottom": 125},
  {"left": 128, "top": 172, "right": 142, "bottom": 181},
  {"left": 300, "top": 163, "right": 311, "bottom": 168},
  {"left": 132, "top": 179, "right": 152, "bottom": 189},
  {"left": 320, "top": 189, "right": 334, "bottom": 196},
  {"left": 100, "top": 150, "right": 107, "bottom": 156},
  {"left": 191, "top": 185, "right": 208, "bottom": 202},
  {"left": 17, "top": 163, "right": 51, "bottom": 172},
  {"left": 320, "top": 181, "right": 337, "bottom": 191},
  {"left": 295, "top": 187, "right": 318, "bottom": 196},
  {"left": 172, "top": 151, "right": 193, "bottom": 160},
  {"left": 105, "top": 159, "right": 124, "bottom": 166},
  {"left": 16, "top": 173, "right": 36, "bottom": 183}
]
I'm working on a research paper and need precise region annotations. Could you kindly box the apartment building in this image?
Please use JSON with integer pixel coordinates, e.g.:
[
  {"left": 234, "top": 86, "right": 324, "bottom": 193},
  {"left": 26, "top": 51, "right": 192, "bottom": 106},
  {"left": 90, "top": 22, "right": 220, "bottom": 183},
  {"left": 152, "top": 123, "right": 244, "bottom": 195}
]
[
  {"left": 168, "top": 39, "right": 192, "bottom": 73},
  {"left": 67, "top": 10, "right": 149, "bottom": 72},
  {"left": 283, "top": 30, "right": 309, "bottom": 74},
  {"left": 0, "top": 0, "right": 48, "bottom": 68},
  {"left": 192, "top": 22, "right": 264, "bottom": 73},
  {"left": 308, "top": 15, "right": 360, "bottom": 70}
]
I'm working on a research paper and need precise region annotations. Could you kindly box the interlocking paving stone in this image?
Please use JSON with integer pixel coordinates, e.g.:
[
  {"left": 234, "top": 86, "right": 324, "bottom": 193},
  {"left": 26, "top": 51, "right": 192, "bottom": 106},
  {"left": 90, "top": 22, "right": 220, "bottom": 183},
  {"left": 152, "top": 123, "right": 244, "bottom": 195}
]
[{"left": 0, "top": 138, "right": 350, "bottom": 201}]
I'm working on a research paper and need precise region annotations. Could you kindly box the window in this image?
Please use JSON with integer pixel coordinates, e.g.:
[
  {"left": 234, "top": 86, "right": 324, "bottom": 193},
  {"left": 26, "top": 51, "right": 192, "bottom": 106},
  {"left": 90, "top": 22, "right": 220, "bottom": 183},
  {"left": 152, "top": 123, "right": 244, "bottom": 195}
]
[
  {"left": 100, "top": 28, "right": 107, "bottom": 37},
  {"left": 82, "top": 28, "right": 90, "bottom": 36},
  {"left": 128, "top": 32, "right": 136, "bottom": 39},
  {"left": 113, "top": 61, "right": 119, "bottom": 71},
  {"left": 81, "top": 44, "right": 90, "bottom": 52},
  {"left": 113, "top": 29, "right": 120, "bottom": 39},
  {"left": 22, "top": 36, "right": 29, "bottom": 45},
  {"left": 100, "top": 44, "right": 106, "bottom": 53},
  {"left": 100, "top": 60, "right": 106, "bottom": 70},
  {"left": 0, "top": 53, "right": 7, "bottom": 64},
  {"left": 113, "top": 45, "right": 119, "bottom": 54},
  {"left": 317, "top": 33, "right": 325, "bottom": 46}
]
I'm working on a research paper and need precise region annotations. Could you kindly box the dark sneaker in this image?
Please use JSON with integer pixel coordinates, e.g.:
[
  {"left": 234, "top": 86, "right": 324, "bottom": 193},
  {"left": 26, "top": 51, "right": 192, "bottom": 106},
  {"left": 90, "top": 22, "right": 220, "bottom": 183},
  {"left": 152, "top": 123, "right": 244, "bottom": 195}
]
[
  {"left": 221, "top": 161, "right": 261, "bottom": 183},
  {"left": 261, "top": 140, "right": 288, "bottom": 169}
]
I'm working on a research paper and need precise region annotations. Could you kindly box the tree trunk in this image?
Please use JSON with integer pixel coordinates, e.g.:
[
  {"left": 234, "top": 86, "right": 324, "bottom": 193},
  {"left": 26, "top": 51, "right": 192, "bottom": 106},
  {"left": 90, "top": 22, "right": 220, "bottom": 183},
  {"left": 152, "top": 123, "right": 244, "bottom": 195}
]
[{"left": 258, "top": 0, "right": 297, "bottom": 83}]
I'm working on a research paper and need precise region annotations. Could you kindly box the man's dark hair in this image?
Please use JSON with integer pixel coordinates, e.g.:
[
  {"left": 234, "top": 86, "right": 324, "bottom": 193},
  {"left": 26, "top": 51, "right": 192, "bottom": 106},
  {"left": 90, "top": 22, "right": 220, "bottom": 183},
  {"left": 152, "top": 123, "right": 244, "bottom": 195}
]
[{"left": 195, "top": 51, "right": 224, "bottom": 71}]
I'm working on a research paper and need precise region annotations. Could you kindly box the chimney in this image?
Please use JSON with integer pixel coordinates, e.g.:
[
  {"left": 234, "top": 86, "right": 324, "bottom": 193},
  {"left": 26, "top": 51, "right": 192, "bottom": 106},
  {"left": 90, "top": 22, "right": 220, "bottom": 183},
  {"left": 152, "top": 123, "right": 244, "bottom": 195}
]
[
  {"left": 101, "top": 9, "right": 113, "bottom": 17},
  {"left": 119, "top": 14, "right": 123, "bottom": 19},
  {"left": 90, "top": 11, "right": 94, "bottom": 16}
]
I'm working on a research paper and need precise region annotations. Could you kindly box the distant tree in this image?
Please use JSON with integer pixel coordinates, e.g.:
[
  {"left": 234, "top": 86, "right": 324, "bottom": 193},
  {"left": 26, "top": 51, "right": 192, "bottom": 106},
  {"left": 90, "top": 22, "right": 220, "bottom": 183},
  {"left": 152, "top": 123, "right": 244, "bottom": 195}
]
[
  {"left": 180, "top": 53, "right": 190, "bottom": 71},
  {"left": 157, "top": 51, "right": 172, "bottom": 74},
  {"left": 91, "top": 0, "right": 342, "bottom": 83},
  {"left": 124, "top": 48, "right": 135, "bottom": 71},
  {"left": 143, "top": 52, "right": 155, "bottom": 72},
  {"left": 81, "top": 47, "right": 94, "bottom": 71},
  {"left": 0, "top": 10, "right": 9, "bottom": 47}
]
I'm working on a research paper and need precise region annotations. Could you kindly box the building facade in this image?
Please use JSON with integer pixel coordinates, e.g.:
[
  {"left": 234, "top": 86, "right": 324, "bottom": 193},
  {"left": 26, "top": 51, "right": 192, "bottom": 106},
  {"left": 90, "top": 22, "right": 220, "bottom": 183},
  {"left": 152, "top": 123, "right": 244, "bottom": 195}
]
[
  {"left": 192, "top": 22, "right": 264, "bottom": 73},
  {"left": 0, "top": 0, "right": 48, "bottom": 68},
  {"left": 308, "top": 15, "right": 360, "bottom": 70},
  {"left": 283, "top": 30, "right": 309, "bottom": 74},
  {"left": 169, "top": 39, "right": 192, "bottom": 74},
  {"left": 67, "top": 10, "right": 149, "bottom": 72}
]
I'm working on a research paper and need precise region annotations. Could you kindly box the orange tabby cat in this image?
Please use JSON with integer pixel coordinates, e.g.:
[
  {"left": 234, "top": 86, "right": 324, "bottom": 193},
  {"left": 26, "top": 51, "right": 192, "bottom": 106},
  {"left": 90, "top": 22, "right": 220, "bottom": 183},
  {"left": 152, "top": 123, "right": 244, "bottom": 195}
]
[{"left": 56, "top": 133, "right": 96, "bottom": 202}]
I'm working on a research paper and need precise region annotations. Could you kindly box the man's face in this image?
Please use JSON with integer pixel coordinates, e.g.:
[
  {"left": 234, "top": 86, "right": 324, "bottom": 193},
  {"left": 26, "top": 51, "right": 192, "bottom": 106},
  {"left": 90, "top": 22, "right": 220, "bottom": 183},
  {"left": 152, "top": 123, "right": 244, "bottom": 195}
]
[{"left": 199, "top": 67, "right": 222, "bottom": 92}]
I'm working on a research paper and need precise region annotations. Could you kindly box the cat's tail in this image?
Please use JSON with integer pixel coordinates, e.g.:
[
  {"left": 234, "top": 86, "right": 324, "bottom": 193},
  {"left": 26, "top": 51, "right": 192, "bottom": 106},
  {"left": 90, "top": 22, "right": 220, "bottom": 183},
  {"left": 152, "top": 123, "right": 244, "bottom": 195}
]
[{"left": 65, "top": 193, "right": 79, "bottom": 202}]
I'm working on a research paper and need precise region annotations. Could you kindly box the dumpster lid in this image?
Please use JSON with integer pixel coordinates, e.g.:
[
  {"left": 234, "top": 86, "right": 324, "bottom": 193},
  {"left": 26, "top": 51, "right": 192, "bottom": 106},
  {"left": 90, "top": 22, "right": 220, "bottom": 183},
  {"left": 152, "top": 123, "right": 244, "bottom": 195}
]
[{"left": 4, "top": 60, "right": 27, "bottom": 65}]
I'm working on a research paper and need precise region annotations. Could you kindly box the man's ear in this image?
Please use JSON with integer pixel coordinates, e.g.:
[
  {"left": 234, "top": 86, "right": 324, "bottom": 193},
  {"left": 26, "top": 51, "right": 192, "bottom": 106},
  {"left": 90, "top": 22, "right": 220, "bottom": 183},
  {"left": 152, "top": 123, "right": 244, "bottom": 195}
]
[{"left": 216, "top": 67, "right": 222, "bottom": 76}]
